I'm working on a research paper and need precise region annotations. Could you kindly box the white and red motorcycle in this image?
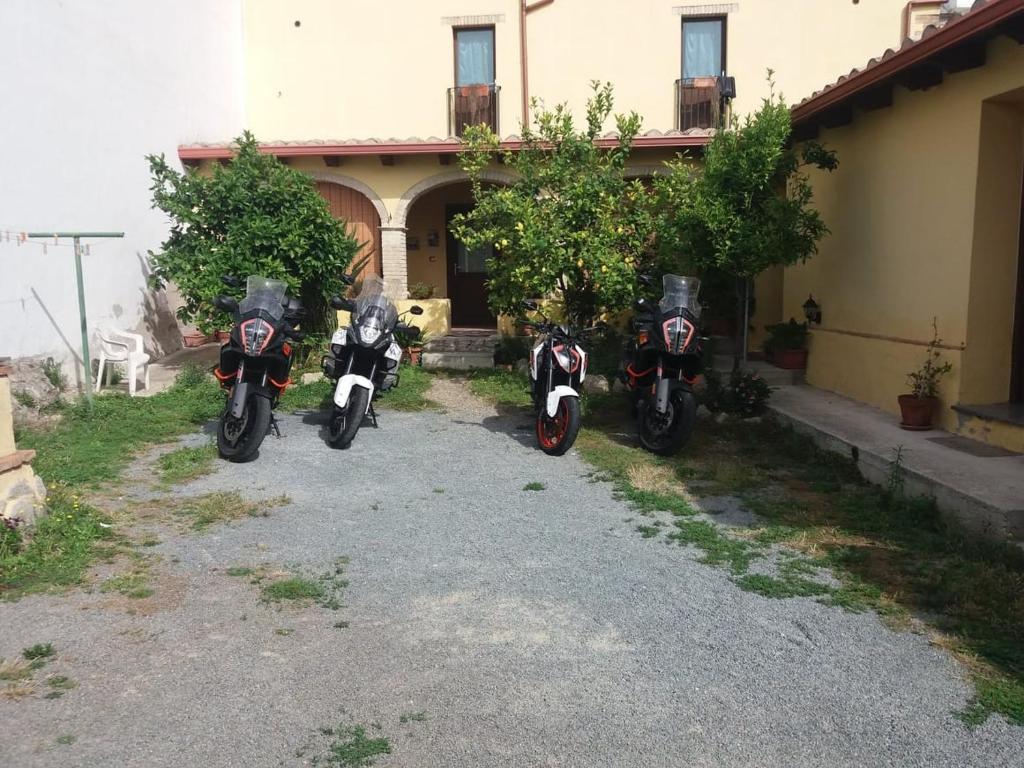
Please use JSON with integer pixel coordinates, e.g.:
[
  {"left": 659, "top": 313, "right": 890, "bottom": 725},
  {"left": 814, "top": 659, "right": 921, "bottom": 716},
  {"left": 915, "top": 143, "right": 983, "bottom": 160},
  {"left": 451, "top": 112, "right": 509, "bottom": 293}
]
[{"left": 521, "top": 301, "right": 598, "bottom": 456}]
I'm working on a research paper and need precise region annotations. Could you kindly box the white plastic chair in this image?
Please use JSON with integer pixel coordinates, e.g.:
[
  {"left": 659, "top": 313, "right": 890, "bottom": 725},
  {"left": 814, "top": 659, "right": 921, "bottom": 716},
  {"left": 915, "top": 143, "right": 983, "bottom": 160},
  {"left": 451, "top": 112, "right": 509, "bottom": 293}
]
[{"left": 95, "top": 325, "right": 151, "bottom": 396}]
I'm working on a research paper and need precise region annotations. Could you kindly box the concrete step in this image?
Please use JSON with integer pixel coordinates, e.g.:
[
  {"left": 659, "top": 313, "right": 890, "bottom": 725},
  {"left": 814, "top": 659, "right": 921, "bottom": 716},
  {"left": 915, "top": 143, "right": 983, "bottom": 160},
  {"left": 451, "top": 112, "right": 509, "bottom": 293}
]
[
  {"left": 422, "top": 351, "right": 496, "bottom": 371},
  {"left": 424, "top": 334, "right": 499, "bottom": 354}
]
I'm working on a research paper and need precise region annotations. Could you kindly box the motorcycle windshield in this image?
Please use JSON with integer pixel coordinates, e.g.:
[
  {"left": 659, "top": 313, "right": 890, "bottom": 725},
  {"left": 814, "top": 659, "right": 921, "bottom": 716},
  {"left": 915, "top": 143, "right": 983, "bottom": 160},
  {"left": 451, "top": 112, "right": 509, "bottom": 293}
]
[
  {"left": 238, "top": 276, "right": 287, "bottom": 321},
  {"left": 352, "top": 275, "right": 398, "bottom": 333},
  {"left": 659, "top": 274, "right": 701, "bottom": 317}
]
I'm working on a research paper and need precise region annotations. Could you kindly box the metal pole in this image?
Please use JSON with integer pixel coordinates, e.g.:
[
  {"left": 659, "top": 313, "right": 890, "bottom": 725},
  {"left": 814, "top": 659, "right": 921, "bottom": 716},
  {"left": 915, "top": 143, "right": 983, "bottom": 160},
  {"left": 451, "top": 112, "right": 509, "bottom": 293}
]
[{"left": 72, "top": 236, "right": 93, "bottom": 408}]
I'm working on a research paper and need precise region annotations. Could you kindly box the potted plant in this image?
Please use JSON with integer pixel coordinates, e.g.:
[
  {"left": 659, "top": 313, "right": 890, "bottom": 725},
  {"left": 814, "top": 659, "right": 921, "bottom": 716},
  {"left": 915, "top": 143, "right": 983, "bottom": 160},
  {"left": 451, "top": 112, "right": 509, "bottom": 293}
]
[
  {"left": 899, "top": 320, "right": 953, "bottom": 430},
  {"left": 215, "top": 329, "right": 231, "bottom": 343},
  {"left": 763, "top": 318, "right": 809, "bottom": 369},
  {"left": 182, "top": 330, "right": 208, "bottom": 348},
  {"left": 408, "top": 282, "right": 435, "bottom": 301}
]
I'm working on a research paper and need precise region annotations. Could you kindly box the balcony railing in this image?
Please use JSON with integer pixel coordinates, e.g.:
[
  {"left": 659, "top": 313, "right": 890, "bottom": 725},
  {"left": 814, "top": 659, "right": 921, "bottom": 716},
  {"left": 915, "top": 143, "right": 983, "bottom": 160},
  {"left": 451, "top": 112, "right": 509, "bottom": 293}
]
[
  {"left": 448, "top": 84, "right": 500, "bottom": 138},
  {"left": 675, "top": 77, "right": 723, "bottom": 131}
]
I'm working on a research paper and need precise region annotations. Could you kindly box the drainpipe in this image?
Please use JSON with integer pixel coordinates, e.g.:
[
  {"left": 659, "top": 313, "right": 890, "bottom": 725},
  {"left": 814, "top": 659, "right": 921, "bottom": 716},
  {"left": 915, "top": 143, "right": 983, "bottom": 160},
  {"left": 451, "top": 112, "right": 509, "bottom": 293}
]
[{"left": 520, "top": 0, "right": 555, "bottom": 129}]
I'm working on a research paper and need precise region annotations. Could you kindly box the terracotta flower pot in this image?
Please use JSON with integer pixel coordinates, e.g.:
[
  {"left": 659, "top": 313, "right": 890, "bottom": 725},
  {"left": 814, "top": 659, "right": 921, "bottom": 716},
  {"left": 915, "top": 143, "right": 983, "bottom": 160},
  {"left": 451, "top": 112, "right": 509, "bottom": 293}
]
[
  {"left": 898, "top": 394, "right": 938, "bottom": 430},
  {"left": 407, "top": 346, "right": 423, "bottom": 366},
  {"left": 216, "top": 330, "right": 231, "bottom": 343},
  {"left": 182, "top": 332, "right": 207, "bottom": 348},
  {"left": 772, "top": 348, "right": 808, "bottom": 370}
]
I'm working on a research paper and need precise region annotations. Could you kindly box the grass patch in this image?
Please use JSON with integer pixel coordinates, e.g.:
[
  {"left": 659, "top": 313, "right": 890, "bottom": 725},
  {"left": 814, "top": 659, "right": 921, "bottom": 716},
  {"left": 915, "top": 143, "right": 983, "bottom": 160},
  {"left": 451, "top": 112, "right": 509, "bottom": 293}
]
[
  {"left": 17, "top": 364, "right": 222, "bottom": 488},
  {"left": 100, "top": 572, "right": 153, "bottom": 599},
  {"left": 378, "top": 364, "right": 435, "bottom": 411},
  {"left": 466, "top": 369, "right": 531, "bottom": 408},
  {"left": 278, "top": 378, "right": 333, "bottom": 413},
  {"left": 22, "top": 643, "right": 55, "bottom": 662},
  {"left": 0, "top": 489, "right": 113, "bottom": 600},
  {"left": 136, "top": 491, "right": 288, "bottom": 532},
  {"left": 261, "top": 577, "right": 325, "bottom": 603},
  {"left": 0, "top": 658, "right": 32, "bottom": 682},
  {"left": 156, "top": 443, "right": 217, "bottom": 486},
  {"left": 226, "top": 566, "right": 255, "bottom": 577},
  {"left": 523, "top": 481, "right": 546, "bottom": 491},
  {"left": 319, "top": 725, "right": 392, "bottom": 767},
  {"left": 574, "top": 397, "right": 1024, "bottom": 726}
]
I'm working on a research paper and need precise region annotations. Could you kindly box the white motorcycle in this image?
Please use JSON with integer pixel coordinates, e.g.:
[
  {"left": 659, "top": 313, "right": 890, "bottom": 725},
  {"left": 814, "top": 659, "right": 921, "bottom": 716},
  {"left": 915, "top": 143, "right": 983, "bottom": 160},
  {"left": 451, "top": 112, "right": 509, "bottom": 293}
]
[{"left": 323, "top": 276, "right": 423, "bottom": 448}]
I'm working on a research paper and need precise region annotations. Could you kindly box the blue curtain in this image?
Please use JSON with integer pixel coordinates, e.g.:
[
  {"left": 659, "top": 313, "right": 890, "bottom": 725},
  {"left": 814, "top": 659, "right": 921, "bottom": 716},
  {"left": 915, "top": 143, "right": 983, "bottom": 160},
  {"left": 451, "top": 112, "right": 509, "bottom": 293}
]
[
  {"left": 456, "top": 29, "right": 495, "bottom": 86},
  {"left": 683, "top": 20, "right": 723, "bottom": 78}
]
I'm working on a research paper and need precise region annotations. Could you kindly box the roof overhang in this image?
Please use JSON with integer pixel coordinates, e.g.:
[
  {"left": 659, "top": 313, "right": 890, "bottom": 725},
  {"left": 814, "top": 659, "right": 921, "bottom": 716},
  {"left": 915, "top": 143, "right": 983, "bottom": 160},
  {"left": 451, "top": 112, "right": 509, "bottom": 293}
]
[
  {"left": 177, "top": 132, "right": 712, "bottom": 164},
  {"left": 792, "top": 0, "right": 1024, "bottom": 134}
]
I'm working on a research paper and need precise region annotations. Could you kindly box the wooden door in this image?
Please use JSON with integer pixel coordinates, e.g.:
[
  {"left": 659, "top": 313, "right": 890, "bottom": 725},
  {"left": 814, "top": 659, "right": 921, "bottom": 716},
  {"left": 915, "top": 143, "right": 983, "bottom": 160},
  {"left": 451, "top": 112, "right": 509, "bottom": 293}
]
[
  {"left": 316, "top": 182, "right": 382, "bottom": 279},
  {"left": 446, "top": 205, "right": 495, "bottom": 328}
]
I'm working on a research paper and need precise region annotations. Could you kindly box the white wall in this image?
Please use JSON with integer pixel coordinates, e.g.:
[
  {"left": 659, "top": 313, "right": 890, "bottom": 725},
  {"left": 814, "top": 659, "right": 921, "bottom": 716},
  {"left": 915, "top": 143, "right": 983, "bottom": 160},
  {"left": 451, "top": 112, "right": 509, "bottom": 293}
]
[{"left": 0, "top": 0, "right": 244, "bottom": 388}]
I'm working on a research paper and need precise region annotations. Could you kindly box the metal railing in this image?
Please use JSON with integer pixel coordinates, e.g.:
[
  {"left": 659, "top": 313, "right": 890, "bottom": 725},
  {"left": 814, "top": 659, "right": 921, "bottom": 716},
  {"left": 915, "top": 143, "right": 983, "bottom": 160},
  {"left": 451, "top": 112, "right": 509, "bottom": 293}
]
[
  {"left": 448, "top": 84, "right": 500, "bottom": 138},
  {"left": 675, "top": 78, "right": 723, "bottom": 131}
]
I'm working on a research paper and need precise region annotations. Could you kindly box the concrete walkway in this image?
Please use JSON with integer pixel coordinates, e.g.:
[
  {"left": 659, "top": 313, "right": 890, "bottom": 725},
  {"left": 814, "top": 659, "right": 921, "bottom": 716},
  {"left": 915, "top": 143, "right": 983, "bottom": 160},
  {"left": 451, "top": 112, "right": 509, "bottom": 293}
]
[{"left": 769, "top": 385, "right": 1024, "bottom": 541}]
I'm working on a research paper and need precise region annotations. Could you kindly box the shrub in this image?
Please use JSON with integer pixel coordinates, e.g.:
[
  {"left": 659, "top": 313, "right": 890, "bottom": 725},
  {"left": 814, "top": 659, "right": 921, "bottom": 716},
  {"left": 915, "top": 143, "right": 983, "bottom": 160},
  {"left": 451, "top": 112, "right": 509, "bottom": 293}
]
[
  {"left": 493, "top": 335, "right": 531, "bottom": 365},
  {"left": 703, "top": 369, "right": 772, "bottom": 418},
  {"left": 763, "top": 318, "right": 809, "bottom": 354},
  {"left": 41, "top": 358, "right": 67, "bottom": 393},
  {"left": 408, "top": 282, "right": 435, "bottom": 300}
]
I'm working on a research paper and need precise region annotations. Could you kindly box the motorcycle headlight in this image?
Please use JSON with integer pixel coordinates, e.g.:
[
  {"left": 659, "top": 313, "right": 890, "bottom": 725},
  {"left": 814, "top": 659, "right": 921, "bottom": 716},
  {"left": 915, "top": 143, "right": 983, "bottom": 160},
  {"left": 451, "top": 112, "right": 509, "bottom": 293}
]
[
  {"left": 359, "top": 325, "right": 381, "bottom": 346},
  {"left": 240, "top": 318, "right": 274, "bottom": 355},
  {"left": 662, "top": 317, "right": 693, "bottom": 355},
  {"left": 552, "top": 344, "right": 579, "bottom": 373}
]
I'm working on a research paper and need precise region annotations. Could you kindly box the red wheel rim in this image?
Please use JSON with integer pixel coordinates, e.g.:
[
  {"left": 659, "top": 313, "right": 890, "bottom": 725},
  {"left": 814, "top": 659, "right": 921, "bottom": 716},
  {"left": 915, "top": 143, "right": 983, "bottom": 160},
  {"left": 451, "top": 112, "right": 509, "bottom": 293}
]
[{"left": 537, "top": 399, "right": 569, "bottom": 450}]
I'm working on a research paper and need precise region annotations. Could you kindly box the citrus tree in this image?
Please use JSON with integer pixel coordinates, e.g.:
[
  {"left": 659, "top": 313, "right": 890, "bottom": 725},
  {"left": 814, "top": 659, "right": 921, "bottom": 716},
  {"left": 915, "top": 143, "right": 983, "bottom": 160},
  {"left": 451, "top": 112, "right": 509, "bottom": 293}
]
[
  {"left": 654, "top": 74, "right": 837, "bottom": 365},
  {"left": 147, "top": 132, "right": 360, "bottom": 334},
  {"left": 451, "top": 82, "right": 656, "bottom": 326}
]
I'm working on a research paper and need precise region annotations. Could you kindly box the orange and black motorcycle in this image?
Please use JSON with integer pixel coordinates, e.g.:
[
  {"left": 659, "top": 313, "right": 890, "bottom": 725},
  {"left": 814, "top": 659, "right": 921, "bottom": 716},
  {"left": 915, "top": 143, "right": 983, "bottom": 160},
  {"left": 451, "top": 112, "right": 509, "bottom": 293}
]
[
  {"left": 212, "top": 275, "right": 308, "bottom": 462},
  {"left": 620, "top": 274, "right": 705, "bottom": 456}
]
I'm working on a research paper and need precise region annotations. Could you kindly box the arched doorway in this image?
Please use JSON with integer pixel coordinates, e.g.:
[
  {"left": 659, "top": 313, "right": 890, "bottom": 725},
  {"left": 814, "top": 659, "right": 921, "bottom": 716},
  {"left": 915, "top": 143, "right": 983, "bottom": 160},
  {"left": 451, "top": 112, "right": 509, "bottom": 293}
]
[{"left": 316, "top": 182, "right": 382, "bottom": 279}]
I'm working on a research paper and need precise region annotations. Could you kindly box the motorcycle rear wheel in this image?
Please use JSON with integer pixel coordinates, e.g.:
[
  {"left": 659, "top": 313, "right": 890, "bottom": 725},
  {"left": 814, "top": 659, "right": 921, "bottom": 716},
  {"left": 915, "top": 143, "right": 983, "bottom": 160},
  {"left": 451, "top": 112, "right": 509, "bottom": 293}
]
[
  {"left": 217, "top": 395, "right": 271, "bottom": 463},
  {"left": 638, "top": 389, "right": 696, "bottom": 456},
  {"left": 536, "top": 396, "right": 581, "bottom": 456},
  {"left": 328, "top": 387, "right": 370, "bottom": 449}
]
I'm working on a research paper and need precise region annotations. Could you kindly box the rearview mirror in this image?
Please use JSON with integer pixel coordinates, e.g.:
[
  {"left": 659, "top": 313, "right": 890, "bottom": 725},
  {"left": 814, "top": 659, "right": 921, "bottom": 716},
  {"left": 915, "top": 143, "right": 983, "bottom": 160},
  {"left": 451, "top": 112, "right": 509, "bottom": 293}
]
[
  {"left": 340, "top": 274, "right": 354, "bottom": 286},
  {"left": 213, "top": 295, "right": 239, "bottom": 313},
  {"left": 330, "top": 296, "right": 355, "bottom": 312},
  {"left": 221, "top": 275, "right": 243, "bottom": 288},
  {"left": 409, "top": 305, "right": 424, "bottom": 316}
]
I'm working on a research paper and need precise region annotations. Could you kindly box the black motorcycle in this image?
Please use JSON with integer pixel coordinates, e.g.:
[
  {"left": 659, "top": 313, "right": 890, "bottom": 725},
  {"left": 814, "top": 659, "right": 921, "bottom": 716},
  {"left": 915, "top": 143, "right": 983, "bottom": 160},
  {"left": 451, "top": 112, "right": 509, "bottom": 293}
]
[
  {"left": 212, "top": 275, "right": 308, "bottom": 462},
  {"left": 620, "top": 274, "right": 704, "bottom": 455},
  {"left": 521, "top": 300, "right": 598, "bottom": 456},
  {"left": 322, "top": 276, "right": 423, "bottom": 448}
]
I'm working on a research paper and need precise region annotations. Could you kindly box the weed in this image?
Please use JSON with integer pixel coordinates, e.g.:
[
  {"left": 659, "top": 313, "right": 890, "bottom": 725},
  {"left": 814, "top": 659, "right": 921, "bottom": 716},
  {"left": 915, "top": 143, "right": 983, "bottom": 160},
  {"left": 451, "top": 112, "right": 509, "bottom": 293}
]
[
  {"left": 140, "top": 536, "right": 161, "bottom": 547},
  {"left": 226, "top": 566, "right": 255, "bottom": 577},
  {"left": 56, "top": 734, "right": 76, "bottom": 745},
  {"left": 261, "top": 577, "right": 325, "bottom": 603},
  {"left": 523, "top": 482, "right": 545, "bottom": 491},
  {"left": 636, "top": 524, "right": 662, "bottom": 539},
  {"left": 13, "top": 389, "right": 36, "bottom": 408},
  {"left": 156, "top": 443, "right": 218, "bottom": 486},
  {"left": 162, "top": 491, "right": 287, "bottom": 532},
  {"left": 42, "top": 357, "right": 68, "bottom": 392},
  {"left": 399, "top": 711, "right": 427, "bottom": 724},
  {"left": 432, "top": 487, "right": 445, "bottom": 494},
  {"left": 320, "top": 724, "right": 392, "bottom": 767},
  {"left": 22, "top": 643, "right": 55, "bottom": 661},
  {"left": 333, "top": 620, "right": 350, "bottom": 629},
  {"left": 668, "top": 519, "right": 761, "bottom": 574},
  {"left": 273, "top": 628, "right": 294, "bottom": 636},
  {"left": 45, "top": 675, "right": 77, "bottom": 692},
  {"left": 736, "top": 573, "right": 831, "bottom": 599},
  {"left": 0, "top": 658, "right": 32, "bottom": 682}
]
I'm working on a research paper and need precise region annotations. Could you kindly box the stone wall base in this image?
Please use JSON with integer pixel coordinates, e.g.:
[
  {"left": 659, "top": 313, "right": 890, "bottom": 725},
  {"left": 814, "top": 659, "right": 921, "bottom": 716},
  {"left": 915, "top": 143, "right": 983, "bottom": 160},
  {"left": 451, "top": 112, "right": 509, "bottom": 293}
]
[{"left": 0, "top": 459, "right": 47, "bottom": 527}]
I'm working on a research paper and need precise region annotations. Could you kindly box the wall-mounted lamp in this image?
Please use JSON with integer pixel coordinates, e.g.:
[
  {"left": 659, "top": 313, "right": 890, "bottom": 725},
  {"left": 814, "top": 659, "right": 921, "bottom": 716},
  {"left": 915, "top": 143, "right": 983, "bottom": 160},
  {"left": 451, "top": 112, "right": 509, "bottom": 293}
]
[
  {"left": 427, "top": 229, "right": 439, "bottom": 247},
  {"left": 803, "top": 294, "right": 822, "bottom": 325}
]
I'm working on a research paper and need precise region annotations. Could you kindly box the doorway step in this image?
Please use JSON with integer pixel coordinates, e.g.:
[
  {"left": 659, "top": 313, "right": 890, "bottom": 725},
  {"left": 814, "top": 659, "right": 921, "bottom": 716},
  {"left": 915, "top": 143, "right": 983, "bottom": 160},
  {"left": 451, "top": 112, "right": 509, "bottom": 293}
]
[{"left": 422, "top": 330, "right": 499, "bottom": 370}]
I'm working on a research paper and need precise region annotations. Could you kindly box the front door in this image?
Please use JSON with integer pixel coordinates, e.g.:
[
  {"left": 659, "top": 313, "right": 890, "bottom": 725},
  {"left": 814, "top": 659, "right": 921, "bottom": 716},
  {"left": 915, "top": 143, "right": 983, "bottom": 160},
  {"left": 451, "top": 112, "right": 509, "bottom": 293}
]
[{"left": 446, "top": 205, "right": 496, "bottom": 327}]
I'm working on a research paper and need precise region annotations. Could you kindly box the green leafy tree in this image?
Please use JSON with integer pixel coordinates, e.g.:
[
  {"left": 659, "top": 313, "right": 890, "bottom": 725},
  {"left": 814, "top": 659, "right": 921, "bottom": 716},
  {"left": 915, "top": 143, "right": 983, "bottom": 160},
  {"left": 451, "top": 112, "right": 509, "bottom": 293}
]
[
  {"left": 147, "top": 132, "right": 360, "bottom": 334},
  {"left": 655, "top": 74, "right": 837, "bottom": 364},
  {"left": 451, "top": 82, "right": 656, "bottom": 325}
]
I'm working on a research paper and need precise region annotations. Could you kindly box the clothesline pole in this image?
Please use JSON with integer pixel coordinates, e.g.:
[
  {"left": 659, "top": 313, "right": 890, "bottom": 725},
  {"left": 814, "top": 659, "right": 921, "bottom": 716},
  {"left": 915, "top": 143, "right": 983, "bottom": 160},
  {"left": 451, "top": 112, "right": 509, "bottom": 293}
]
[{"left": 27, "top": 231, "right": 125, "bottom": 408}]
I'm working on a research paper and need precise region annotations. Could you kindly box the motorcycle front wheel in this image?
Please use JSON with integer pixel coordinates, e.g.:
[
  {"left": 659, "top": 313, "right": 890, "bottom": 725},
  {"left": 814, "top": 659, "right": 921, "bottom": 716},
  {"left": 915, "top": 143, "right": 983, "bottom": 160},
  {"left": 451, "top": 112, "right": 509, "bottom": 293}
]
[
  {"left": 217, "top": 395, "right": 271, "bottom": 463},
  {"left": 638, "top": 388, "right": 696, "bottom": 456},
  {"left": 535, "top": 396, "right": 581, "bottom": 456},
  {"left": 327, "top": 386, "right": 370, "bottom": 449}
]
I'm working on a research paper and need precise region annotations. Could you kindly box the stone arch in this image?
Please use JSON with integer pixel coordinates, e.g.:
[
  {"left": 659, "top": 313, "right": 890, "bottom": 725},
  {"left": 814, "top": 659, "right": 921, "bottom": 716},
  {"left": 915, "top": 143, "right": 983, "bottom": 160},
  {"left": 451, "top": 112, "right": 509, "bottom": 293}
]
[
  {"left": 307, "top": 171, "right": 390, "bottom": 225},
  {"left": 392, "top": 168, "right": 518, "bottom": 229}
]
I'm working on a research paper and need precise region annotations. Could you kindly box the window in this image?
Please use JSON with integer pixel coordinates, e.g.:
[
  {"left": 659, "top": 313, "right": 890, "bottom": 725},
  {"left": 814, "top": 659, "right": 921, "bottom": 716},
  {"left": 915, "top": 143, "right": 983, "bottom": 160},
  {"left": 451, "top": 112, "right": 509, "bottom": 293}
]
[
  {"left": 454, "top": 26, "right": 495, "bottom": 86},
  {"left": 681, "top": 17, "right": 725, "bottom": 79}
]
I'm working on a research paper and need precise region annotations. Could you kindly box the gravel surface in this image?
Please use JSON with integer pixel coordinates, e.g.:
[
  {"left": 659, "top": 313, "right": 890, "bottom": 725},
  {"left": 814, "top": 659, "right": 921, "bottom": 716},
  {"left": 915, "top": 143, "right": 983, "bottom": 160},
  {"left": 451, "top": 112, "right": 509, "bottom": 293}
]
[{"left": 2, "top": 383, "right": 1022, "bottom": 767}]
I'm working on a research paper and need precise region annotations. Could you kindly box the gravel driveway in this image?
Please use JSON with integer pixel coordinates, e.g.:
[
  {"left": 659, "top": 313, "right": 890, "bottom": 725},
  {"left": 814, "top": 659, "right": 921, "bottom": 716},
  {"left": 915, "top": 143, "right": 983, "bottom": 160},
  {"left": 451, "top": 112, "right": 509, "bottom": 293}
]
[{"left": 1, "top": 381, "right": 1022, "bottom": 767}]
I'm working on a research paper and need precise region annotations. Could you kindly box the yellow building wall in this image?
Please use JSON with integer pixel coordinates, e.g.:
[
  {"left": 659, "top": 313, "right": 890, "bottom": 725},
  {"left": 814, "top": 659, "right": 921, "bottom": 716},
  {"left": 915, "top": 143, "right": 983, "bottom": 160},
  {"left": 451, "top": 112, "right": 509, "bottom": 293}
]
[
  {"left": 783, "top": 38, "right": 1024, "bottom": 436},
  {"left": 404, "top": 184, "right": 475, "bottom": 298},
  {"left": 0, "top": 377, "right": 15, "bottom": 457},
  {"left": 243, "top": 0, "right": 908, "bottom": 141}
]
